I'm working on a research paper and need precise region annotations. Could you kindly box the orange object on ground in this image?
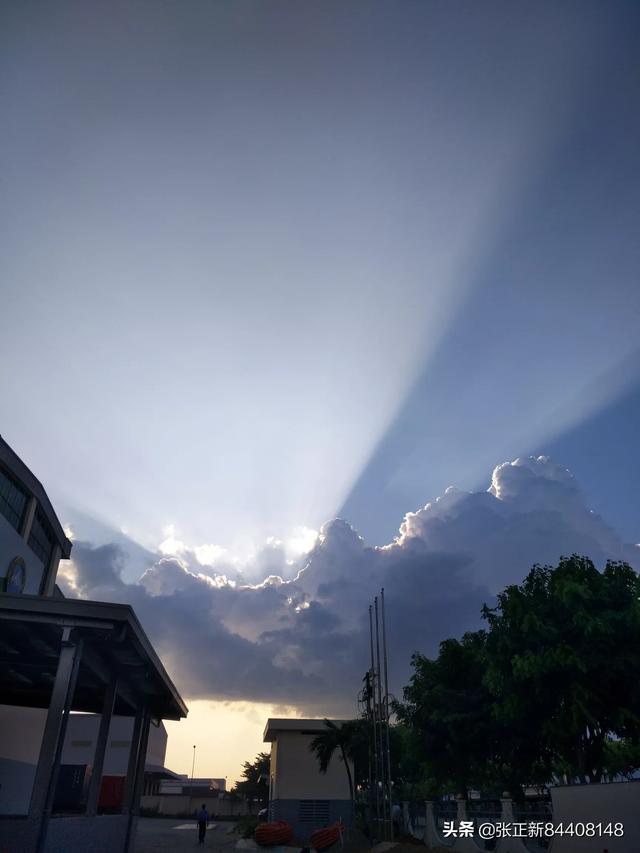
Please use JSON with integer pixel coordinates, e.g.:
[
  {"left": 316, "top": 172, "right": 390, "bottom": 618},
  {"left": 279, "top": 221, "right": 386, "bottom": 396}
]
[
  {"left": 254, "top": 820, "right": 294, "bottom": 846},
  {"left": 310, "top": 820, "right": 345, "bottom": 851}
]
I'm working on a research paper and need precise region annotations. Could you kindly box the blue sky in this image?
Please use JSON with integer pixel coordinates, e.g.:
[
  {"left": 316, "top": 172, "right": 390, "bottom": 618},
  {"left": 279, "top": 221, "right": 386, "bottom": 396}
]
[
  {"left": 2, "top": 0, "right": 639, "bottom": 783},
  {"left": 2, "top": 1, "right": 638, "bottom": 560}
]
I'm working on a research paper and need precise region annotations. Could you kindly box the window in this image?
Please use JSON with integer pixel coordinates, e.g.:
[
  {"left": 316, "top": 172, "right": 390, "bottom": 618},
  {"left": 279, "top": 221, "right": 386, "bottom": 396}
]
[
  {"left": 298, "top": 800, "right": 330, "bottom": 823},
  {"left": 0, "top": 466, "right": 28, "bottom": 532},
  {"left": 28, "top": 506, "right": 54, "bottom": 566}
]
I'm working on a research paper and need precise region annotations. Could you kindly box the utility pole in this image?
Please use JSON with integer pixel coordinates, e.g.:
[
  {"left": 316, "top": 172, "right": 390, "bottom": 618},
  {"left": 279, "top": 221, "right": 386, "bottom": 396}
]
[
  {"left": 191, "top": 744, "right": 196, "bottom": 804},
  {"left": 375, "top": 596, "right": 389, "bottom": 840},
  {"left": 381, "top": 588, "right": 393, "bottom": 841},
  {"left": 369, "top": 605, "right": 381, "bottom": 839},
  {"left": 360, "top": 592, "right": 393, "bottom": 842}
]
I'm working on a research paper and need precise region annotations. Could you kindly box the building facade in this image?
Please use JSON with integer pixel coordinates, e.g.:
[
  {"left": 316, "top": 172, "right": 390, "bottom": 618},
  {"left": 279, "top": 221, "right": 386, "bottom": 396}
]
[
  {"left": 0, "top": 435, "right": 187, "bottom": 853},
  {"left": 264, "top": 718, "right": 354, "bottom": 840},
  {"left": 0, "top": 436, "right": 71, "bottom": 598}
]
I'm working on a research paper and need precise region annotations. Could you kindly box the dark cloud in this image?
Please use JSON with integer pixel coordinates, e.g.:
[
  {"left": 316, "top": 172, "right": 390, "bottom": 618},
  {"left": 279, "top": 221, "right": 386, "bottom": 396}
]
[{"left": 58, "top": 457, "right": 639, "bottom": 714}]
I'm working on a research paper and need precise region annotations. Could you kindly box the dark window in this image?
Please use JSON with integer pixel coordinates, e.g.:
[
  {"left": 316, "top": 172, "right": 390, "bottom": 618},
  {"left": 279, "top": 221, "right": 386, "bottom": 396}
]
[
  {"left": 0, "top": 466, "right": 28, "bottom": 532},
  {"left": 28, "top": 506, "right": 54, "bottom": 566},
  {"left": 298, "top": 800, "right": 330, "bottom": 823}
]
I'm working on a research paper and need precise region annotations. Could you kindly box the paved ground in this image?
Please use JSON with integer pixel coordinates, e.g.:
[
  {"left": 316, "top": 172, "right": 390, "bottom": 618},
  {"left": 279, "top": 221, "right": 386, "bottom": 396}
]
[{"left": 134, "top": 818, "right": 239, "bottom": 852}]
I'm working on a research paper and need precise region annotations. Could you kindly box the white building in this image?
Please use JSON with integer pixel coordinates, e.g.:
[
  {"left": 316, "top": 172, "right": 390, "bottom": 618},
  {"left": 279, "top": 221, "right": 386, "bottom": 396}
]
[
  {"left": 264, "top": 718, "right": 354, "bottom": 839},
  {"left": 0, "top": 434, "right": 187, "bottom": 852}
]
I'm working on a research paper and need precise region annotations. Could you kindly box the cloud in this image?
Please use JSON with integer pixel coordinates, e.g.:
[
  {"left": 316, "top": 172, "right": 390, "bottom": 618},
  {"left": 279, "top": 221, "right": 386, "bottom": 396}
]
[{"left": 58, "top": 457, "right": 639, "bottom": 714}]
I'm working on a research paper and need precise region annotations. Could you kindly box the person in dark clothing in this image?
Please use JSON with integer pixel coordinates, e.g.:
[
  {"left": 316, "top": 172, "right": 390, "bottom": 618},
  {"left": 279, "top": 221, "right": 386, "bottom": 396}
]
[{"left": 197, "top": 804, "right": 209, "bottom": 845}]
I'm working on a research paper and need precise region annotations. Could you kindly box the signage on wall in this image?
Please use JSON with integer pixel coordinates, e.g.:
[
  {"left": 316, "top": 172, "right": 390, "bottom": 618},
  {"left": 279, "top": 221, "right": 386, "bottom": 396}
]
[{"left": 3, "top": 556, "right": 26, "bottom": 594}]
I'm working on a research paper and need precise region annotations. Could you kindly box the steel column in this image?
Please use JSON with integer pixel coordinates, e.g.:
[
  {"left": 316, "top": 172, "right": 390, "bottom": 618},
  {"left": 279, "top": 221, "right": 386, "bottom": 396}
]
[
  {"left": 29, "top": 627, "right": 83, "bottom": 853},
  {"left": 122, "top": 705, "right": 144, "bottom": 813},
  {"left": 85, "top": 676, "right": 118, "bottom": 816},
  {"left": 124, "top": 709, "right": 151, "bottom": 852},
  {"left": 369, "top": 605, "right": 381, "bottom": 837},
  {"left": 381, "top": 588, "right": 393, "bottom": 841}
]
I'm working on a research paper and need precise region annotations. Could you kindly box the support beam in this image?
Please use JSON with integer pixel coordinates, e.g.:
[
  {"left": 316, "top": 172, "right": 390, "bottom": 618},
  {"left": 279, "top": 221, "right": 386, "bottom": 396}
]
[
  {"left": 40, "top": 543, "right": 61, "bottom": 597},
  {"left": 121, "top": 706, "right": 144, "bottom": 813},
  {"left": 85, "top": 676, "right": 118, "bottom": 816},
  {"left": 124, "top": 709, "right": 150, "bottom": 853},
  {"left": 29, "top": 628, "right": 83, "bottom": 853},
  {"left": 131, "top": 710, "right": 151, "bottom": 812},
  {"left": 20, "top": 495, "right": 37, "bottom": 540}
]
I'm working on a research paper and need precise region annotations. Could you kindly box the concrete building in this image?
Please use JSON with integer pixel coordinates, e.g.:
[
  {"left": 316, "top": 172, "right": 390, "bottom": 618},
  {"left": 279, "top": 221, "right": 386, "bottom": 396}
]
[
  {"left": 0, "top": 434, "right": 187, "bottom": 852},
  {"left": 264, "top": 718, "right": 353, "bottom": 839},
  {"left": 158, "top": 776, "right": 226, "bottom": 795},
  {"left": 0, "top": 709, "right": 178, "bottom": 815}
]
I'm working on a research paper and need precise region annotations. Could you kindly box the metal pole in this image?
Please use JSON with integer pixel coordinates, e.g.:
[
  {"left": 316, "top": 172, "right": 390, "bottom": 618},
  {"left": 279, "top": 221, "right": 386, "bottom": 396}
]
[
  {"left": 124, "top": 708, "right": 151, "bottom": 852},
  {"left": 122, "top": 707, "right": 144, "bottom": 813},
  {"left": 86, "top": 675, "right": 118, "bottom": 816},
  {"left": 30, "top": 628, "right": 83, "bottom": 853},
  {"left": 369, "top": 605, "right": 381, "bottom": 839},
  {"left": 364, "top": 670, "right": 373, "bottom": 825},
  {"left": 374, "top": 597, "right": 388, "bottom": 840},
  {"left": 191, "top": 745, "right": 196, "bottom": 804},
  {"left": 381, "top": 588, "right": 394, "bottom": 841}
]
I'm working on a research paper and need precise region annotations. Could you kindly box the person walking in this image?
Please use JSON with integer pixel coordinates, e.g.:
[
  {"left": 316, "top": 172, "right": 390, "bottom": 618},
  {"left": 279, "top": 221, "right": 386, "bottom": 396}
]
[
  {"left": 197, "top": 803, "right": 210, "bottom": 845},
  {"left": 391, "top": 802, "right": 402, "bottom": 838}
]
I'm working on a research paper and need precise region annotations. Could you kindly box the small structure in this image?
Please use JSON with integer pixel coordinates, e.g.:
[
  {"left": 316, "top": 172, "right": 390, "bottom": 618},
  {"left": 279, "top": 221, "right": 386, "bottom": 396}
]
[
  {"left": 263, "top": 718, "right": 353, "bottom": 839},
  {"left": 158, "top": 776, "right": 226, "bottom": 796},
  {"left": 0, "top": 435, "right": 187, "bottom": 852}
]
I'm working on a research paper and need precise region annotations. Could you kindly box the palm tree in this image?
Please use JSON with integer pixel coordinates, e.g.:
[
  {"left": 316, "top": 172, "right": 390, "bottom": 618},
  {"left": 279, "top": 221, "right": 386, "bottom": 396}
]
[{"left": 309, "top": 719, "right": 360, "bottom": 804}]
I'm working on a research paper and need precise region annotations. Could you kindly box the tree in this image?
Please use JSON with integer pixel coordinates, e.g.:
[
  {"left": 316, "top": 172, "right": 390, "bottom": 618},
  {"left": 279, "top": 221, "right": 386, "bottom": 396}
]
[
  {"left": 396, "top": 631, "right": 502, "bottom": 795},
  {"left": 232, "top": 752, "right": 271, "bottom": 806},
  {"left": 396, "top": 555, "right": 640, "bottom": 794},
  {"left": 309, "top": 719, "right": 359, "bottom": 803},
  {"left": 483, "top": 556, "right": 640, "bottom": 784}
]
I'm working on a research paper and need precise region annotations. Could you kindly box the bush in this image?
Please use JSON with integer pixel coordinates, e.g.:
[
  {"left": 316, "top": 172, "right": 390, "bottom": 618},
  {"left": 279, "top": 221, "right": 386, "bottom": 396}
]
[{"left": 235, "top": 814, "right": 261, "bottom": 838}]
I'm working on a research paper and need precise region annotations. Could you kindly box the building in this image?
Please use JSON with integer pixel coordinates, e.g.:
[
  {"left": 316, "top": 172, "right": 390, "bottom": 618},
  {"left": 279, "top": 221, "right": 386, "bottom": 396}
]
[
  {"left": 158, "top": 776, "right": 226, "bottom": 795},
  {"left": 0, "top": 435, "right": 188, "bottom": 852},
  {"left": 264, "top": 718, "right": 354, "bottom": 839},
  {"left": 0, "top": 709, "right": 181, "bottom": 815}
]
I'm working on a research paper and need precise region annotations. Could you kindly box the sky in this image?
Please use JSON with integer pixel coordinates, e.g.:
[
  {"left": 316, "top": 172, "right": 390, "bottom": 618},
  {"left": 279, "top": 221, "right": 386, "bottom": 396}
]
[{"left": 1, "top": 1, "right": 639, "bottom": 784}]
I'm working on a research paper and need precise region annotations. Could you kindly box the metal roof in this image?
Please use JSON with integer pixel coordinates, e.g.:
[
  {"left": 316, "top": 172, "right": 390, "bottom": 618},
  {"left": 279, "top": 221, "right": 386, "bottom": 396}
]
[
  {"left": 263, "top": 718, "right": 349, "bottom": 742},
  {"left": 0, "top": 593, "right": 187, "bottom": 720}
]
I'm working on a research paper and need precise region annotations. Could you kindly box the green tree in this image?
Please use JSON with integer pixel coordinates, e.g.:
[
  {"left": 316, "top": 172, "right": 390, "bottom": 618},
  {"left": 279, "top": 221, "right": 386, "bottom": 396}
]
[
  {"left": 232, "top": 752, "right": 271, "bottom": 806},
  {"left": 483, "top": 556, "right": 640, "bottom": 784},
  {"left": 396, "top": 555, "right": 640, "bottom": 794},
  {"left": 396, "top": 631, "right": 501, "bottom": 795},
  {"left": 601, "top": 738, "right": 640, "bottom": 781},
  {"left": 309, "top": 719, "right": 359, "bottom": 803}
]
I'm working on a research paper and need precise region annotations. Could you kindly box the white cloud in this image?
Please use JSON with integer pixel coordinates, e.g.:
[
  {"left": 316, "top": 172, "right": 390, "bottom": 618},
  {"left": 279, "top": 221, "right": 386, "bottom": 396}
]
[
  {"left": 286, "top": 526, "right": 319, "bottom": 557},
  {"left": 61, "top": 457, "right": 639, "bottom": 713},
  {"left": 194, "top": 543, "right": 232, "bottom": 567},
  {"left": 158, "top": 524, "right": 187, "bottom": 556}
]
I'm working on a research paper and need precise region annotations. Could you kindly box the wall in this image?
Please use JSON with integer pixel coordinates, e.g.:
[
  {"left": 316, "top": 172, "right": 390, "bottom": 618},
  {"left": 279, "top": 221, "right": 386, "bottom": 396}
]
[
  {"left": 549, "top": 781, "right": 640, "bottom": 853},
  {"left": 0, "top": 706, "right": 46, "bottom": 815},
  {"left": 270, "top": 799, "right": 353, "bottom": 842},
  {"left": 269, "top": 740, "right": 278, "bottom": 802},
  {"left": 0, "top": 514, "right": 45, "bottom": 595},
  {"left": 273, "top": 731, "right": 352, "bottom": 800},
  {"left": 0, "top": 705, "right": 167, "bottom": 816},
  {"left": 140, "top": 794, "right": 252, "bottom": 817},
  {"left": 61, "top": 714, "right": 167, "bottom": 774}
]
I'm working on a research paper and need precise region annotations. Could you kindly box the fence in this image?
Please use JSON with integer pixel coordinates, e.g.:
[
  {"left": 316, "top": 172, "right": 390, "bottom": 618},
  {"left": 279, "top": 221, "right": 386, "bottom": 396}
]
[{"left": 403, "top": 796, "right": 551, "bottom": 853}]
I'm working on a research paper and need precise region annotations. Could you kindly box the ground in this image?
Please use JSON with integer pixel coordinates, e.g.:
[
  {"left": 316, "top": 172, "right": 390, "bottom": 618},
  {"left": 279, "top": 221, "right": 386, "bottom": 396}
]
[
  {"left": 134, "top": 818, "right": 239, "bottom": 852},
  {"left": 133, "top": 820, "right": 432, "bottom": 853}
]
